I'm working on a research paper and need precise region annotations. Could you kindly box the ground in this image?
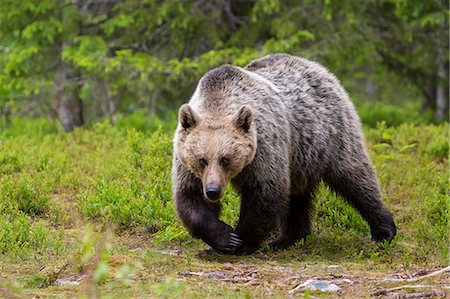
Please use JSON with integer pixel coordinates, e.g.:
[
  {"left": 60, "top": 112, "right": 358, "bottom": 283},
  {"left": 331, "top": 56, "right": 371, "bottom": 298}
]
[{"left": 0, "top": 119, "right": 448, "bottom": 298}]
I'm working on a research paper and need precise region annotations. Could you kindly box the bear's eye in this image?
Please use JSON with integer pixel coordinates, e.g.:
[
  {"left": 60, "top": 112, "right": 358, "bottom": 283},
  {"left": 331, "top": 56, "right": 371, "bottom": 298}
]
[
  {"left": 220, "top": 157, "right": 230, "bottom": 168},
  {"left": 198, "top": 158, "right": 208, "bottom": 168}
]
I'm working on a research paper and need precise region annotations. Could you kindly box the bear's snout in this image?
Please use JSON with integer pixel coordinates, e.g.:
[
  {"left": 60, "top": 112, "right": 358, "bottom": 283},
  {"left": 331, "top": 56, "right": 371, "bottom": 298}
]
[
  {"left": 205, "top": 184, "right": 221, "bottom": 201},
  {"left": 202, "top": 163, "right": 226, "bottom": 201}
]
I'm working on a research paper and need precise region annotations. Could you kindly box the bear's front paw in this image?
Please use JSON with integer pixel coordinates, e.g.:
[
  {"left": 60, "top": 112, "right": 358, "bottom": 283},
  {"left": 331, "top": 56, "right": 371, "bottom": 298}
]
[
  {"left": 371, "top": 221, "right": 397, "bottom": 243},
  {"left": 222, "top": 232, "right": 243, "bottom": 254}
]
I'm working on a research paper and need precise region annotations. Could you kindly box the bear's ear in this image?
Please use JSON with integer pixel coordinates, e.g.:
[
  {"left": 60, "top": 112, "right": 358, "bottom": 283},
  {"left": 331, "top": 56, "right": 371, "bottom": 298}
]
[
  {"left": 232, "top": 106, "right": 253, "bottom": 132},
  {"left": 179, "top": 104, "right": 200, "bottom": 129}
]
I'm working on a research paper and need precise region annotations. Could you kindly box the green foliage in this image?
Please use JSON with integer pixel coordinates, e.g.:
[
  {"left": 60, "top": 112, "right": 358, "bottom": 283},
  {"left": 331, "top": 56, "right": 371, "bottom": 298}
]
[
  {"left": 366, "top": 123, "right": 449, "bottom": 263},
  {"left": 323, "top": 0, "right": 449, "bottom": 121},
  {"left": 0, "top": 0, "right": 446, "bottom": 126},
  {"left": 151, "top": 277, "right": 186, "bottom": 298},
  {"left": 0, "top": 118, "right": 448, "bottom": 265},
  {"left": 315, "top": 183, "right": 369, "bottom": 238},
  {"left": 153, "top": 226, "right": 189, "bottom": 244},
  {"left": 0, "top": 117, "right": 60, "bottom": 138},
  {"left": 0, "top": 203, "right": 62, "bottom": 258},
  {"left": 356, "top": 100, "right": 433, "bottom": 128},
  {"left": 219, "top": 188, "right": 242, "bottom": 228},
  {"left": 0, "top": 131, "right": 63, "bottom": 258},
  {"left": 1, "top": 177, "right": 50, "bottom": 215},
  {"left": 0, "top": 153, "right": 22, "bottom": 174},
  {"left": 0, "top": 117, "right": 448, "bottom": 296},
  {"left": 0, "top": 177, "right": 61, "bottom": 259},
  {"left": 77, "top": 128, "right": 175, "bottom": 231},
  {"left": 115, "top": 109, "right": 177, "bottom": 134}
]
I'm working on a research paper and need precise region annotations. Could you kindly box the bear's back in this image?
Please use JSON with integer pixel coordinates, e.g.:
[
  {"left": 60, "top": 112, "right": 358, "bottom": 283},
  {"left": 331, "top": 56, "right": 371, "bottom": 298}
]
[
  {"left": 246, "top": 54, "right": 364, "bottom": 192},
  {"left": 246, "top": 53, "right": 360, "bottom": 133},
  {"left": 246, "top": 54, "right": 348, "bottom": 106}
]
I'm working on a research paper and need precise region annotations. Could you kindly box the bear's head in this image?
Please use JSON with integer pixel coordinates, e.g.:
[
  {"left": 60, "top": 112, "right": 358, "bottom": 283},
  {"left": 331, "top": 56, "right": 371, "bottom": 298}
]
[{"left": 175, "top": 104, "right": 257, "bottom": 201}]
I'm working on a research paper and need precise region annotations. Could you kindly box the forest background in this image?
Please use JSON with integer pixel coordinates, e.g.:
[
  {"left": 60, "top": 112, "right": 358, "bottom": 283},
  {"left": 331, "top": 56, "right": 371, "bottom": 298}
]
[{"left": 0, "top": 0, "right": 448, "bottom": 130}]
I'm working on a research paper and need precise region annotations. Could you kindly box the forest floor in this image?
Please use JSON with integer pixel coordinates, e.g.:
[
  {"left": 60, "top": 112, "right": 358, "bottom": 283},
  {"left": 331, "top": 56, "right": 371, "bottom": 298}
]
[{"left": 0, "top": 120, "right": 448, "bottom": 298}]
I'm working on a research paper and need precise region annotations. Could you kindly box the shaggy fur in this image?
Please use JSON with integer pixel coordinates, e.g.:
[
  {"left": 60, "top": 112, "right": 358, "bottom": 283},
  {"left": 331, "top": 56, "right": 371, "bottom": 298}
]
[{"left": 172, "top": 53, "right": 396, "bottom": 255}]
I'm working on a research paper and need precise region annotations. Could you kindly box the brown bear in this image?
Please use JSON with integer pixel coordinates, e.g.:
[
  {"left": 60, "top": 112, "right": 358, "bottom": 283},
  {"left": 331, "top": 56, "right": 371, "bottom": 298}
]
[{"left": 172, "top": 53, "right": 396, "bottom": 255}]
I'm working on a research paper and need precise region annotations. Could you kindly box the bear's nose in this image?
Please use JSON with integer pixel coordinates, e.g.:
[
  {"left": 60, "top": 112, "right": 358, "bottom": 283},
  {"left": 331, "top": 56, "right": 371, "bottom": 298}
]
[{"left": 206, "top": 185, "right": 221, "bottom": 200}]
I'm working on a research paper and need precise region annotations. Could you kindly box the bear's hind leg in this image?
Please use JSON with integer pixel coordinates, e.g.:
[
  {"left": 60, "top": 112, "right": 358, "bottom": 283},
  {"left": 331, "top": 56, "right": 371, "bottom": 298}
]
[
  {"left": 270, "top": 193, "right": 313, "bottom": 251},
  {"left": 326, "top": 164, "right": 396, "bottom": 243}
]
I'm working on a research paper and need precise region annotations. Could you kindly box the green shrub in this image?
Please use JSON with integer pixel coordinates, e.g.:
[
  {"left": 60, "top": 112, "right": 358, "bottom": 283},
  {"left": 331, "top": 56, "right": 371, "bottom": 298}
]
[
  {"left": 0, "top": 117, "right": 60, "bottom": 138},
  {"left": 78, "top": 129, "right": 175, "bottom": 231},
  {"left": 1, "top": 177, "right": 50, "bottom": 216},
  {"left": 0, "top": 207, "right": 62, "bottom": 258},
  {"left": 314, "top": 184, "right": 369, "bottom": 236},
  {"left": 0, "top": 116, "right": 447, "bottom": 268},
  {"left": 0, "top": 153, "right": 22, "bottom": 174},
  {"left": 115, "top": 109, "right": 177, "bottom": 134},
  {"left": 413, "top": 171, "right": 449, "bottom": 262},
  {"left": 356, "top": 100, "right": 432, "bottom": 128}
]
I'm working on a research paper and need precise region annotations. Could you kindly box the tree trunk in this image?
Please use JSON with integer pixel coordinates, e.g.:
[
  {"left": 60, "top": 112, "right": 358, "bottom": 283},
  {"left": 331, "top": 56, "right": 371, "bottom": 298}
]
[
  {"left": 54, "top": 61, "right": 84, "bottom": 132},
  {"left": 99, "top": 80, "right": 120, "bottom": 124},
  {"left": 434, "top": 60, "right": 449, "bottom": 123},
  {"left": 420, "top": 84, "right": 436, "bottom": 114}
]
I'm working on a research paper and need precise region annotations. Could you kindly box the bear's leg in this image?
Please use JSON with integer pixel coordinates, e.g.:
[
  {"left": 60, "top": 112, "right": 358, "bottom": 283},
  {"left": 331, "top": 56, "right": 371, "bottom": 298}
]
[
  {"left": 270, "top": 193, "right": 313, "bottom": 250},
  {"left": 234, "top": 186, "right": 289, "bottom": 255},
  {"left": 326, "top": 164, "right": 396, "bottom": 242},
  {"left": 175, "top": 187, "right": 243, "bottom": 254}
]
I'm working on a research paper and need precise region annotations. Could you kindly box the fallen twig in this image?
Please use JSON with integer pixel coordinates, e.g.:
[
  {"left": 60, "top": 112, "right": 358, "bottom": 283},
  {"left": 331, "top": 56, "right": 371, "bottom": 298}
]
[
  {"left": 178, "top": 271, "right": 203, "bottom": 276},
  {"left": 405, "top": 266, "right": 450, "bottom": 282},
  {"left": 389, "top": 291, "right": 446, "bottom": 298},
  {"left": 373, "top": 266, "right": 450, "bottom": 283},
  {"left": 372, "top": 284, "right": 449, "bottom": 296}
]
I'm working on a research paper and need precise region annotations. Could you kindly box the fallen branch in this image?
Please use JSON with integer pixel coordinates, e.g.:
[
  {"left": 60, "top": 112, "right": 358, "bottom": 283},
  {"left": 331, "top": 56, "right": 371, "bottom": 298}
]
[
  {"left": 372, "top": 284, "right": 450, "bottom": 296},
  {"left": 394, "top": 291, "right": 447, "bottom": 298},
  {"left": 373, "top": 266, "right": 450, "bottom": 283},
  {"left": 388, "top": 291, "right": 446, "bottom": 299},
  {"left": 406, "top": 266, "right": 450, "bottom": 282}
]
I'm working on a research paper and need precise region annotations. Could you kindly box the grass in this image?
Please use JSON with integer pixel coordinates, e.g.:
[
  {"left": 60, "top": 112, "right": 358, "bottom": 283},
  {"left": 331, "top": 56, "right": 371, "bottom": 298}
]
[{"left": 0, "top": 116, "right": 448, "bottom": 298}]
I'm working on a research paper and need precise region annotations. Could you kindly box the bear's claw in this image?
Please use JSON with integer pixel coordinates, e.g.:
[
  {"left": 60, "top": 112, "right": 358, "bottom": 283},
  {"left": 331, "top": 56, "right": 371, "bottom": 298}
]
[
  {"left": 370, "top": 218, "right": 397, "bottom": 243},
  {"left": 269, "top": 241, "right": 290, "bottom": 251},
  {"left": 371, "top": 225, "right": 396, "bottom": 243},
  {"left": 223, "top": 232, "right": 243, "bottom": 253},
  {"left": 229, "top": 233, "right": 243, "bottom": 246}
]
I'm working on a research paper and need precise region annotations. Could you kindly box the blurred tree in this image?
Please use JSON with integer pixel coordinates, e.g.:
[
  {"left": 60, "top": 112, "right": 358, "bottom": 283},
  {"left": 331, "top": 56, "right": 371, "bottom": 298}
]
[
  {"left": 323, "top": 0, "right": 449, "bottom": 122},
  {"left": 0, "top": 0, "right": 80, "bottom": 131},
  {"left": 0, "top": 0, "right": 122, "bottom": 131},
  {"left": 0, "top": 0, "right": 447, "bottom": 130}
]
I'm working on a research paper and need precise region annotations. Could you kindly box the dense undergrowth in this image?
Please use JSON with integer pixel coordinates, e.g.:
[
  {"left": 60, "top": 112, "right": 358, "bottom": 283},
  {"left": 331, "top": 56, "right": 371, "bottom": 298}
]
[{"left": 0, "top": 114, "right": 448, "bottom": 296}]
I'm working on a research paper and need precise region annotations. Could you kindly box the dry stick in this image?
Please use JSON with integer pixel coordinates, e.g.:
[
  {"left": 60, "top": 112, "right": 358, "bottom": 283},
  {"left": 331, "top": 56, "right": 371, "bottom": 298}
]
[
  {"left": 372, "top": 284, "right": 450, "bottom": 296},
  {"left": 373, "top": 266, "right": 450, "bottom": 283},
  {"left": 398, "top": 291, "right": 447, "bottom": 298},
  {"left": 405, "top": 266, "right": 450, "bottom": 282},
  {"left": 372, "top": 266, "right": 450, "bottom": 296}
]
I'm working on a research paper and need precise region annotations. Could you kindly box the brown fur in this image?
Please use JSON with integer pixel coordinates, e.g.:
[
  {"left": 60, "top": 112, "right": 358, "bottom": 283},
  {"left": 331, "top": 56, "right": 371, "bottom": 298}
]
[{"left": 172, "top": 53, "right": 396, "bottom": 255}]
